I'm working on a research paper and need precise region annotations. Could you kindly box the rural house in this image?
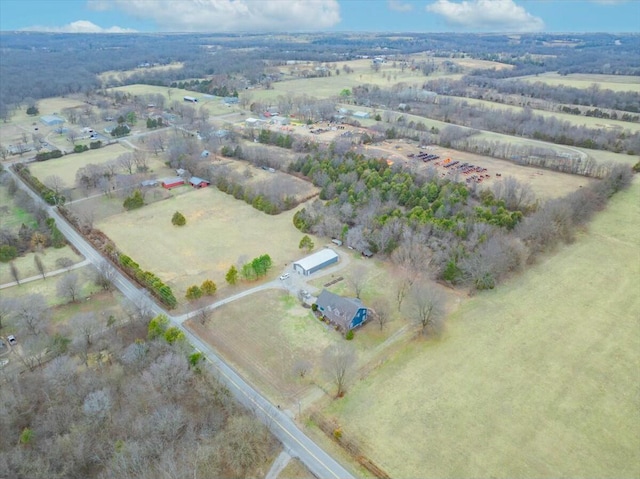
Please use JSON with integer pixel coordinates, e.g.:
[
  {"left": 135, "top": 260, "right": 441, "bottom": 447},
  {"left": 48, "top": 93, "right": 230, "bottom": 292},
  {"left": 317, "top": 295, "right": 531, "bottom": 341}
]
[
  {"left": 189, "top": 177, "right": 210, "bottom": 188},
  {"left": 293, "top": 249, "right": 339, "bottom": 276},
  {"left": 316, "top": 290, "right": 368, "bottom": 331}
]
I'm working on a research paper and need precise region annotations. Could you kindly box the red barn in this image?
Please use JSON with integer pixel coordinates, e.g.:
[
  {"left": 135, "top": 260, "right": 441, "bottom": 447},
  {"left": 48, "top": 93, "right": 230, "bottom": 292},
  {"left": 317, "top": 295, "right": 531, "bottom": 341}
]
[
  {"left": 161, "top": 177, "right": 185, "bottom": 189},
  {"left": 189, "top": 177, "right": 210, "bottom": 188}
]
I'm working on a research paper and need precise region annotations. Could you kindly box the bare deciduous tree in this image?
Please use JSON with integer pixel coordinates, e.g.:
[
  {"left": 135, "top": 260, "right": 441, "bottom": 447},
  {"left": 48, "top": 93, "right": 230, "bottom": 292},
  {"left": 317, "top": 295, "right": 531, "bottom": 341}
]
[
  {"left": 347, "top": 264, "right": 368, "bottom": 299},
  {"left": 133, "top": 149, "right": 149, "bottom": 172},
  {"left": 57, "top": 272, "right": 81, "bottom": 303},
  {"left": 293, "top": 358, "right": 313, "bottom": 378},
  {"left": 93, "top": 259, "right": 116, "bottom": 291},
  {"left": 34, "top": 254, "right": 46, "bottom": 280},
  {"left": 410, "top": 284, "right": 446, "bottom": 336},
  {"left": 117, "top": 153, "right": 135, "bottom": 175},
  {"left": 0, "top": 297, "right": 16, "bottom": 330},
  {"left": 44, "top": 175, "right": 66, "bottom": 196},
  {"left": 9, "top": 261, "right": 20, "bottom": 285},
  {"left": 323, "top": 343, "right": 356, "bottom": 398},
  {"left": 370, "top": 298, "right": 392, "bottom": 331},
  {"left": 14, "top": 294, "right": 48, "bottom": 336}
]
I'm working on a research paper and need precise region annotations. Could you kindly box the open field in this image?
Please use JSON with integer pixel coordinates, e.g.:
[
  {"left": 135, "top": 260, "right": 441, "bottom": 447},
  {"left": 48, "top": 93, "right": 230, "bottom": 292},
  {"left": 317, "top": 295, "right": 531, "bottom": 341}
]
[
  {"left": 108, "top": 84, "right": 236, "bottom": 116},
  {"left": 0, "top": 185, "right": 38, "bottom": 231},
  {"left": 0, "top": 246, "right": 84, "bottom": 285},
  {"left": 324, "top": 178, "right": 640, "bottom": 478},
  {"left": 96, "top": 187, "right": 314, "bottom": 296},
  {"left": 28, "top": 142, "right": 132, "bottom": 185},
  {"left": 0, "top": 265, "right": 100, "bottom": 307},
  {"left": 459, "top": 96, "right": 640, "bottom": 134},
  {"left": 98, "top": 62, "right": 184, "bottom": 85},
  {"left": 514, "top": 73, "right": 640, "bottom": 93}
]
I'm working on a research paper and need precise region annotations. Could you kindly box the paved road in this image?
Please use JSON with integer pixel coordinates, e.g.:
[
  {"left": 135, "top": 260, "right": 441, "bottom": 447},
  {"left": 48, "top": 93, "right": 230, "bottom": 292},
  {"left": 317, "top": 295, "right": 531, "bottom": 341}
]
[{"left": 5, "top": 165, "right": 356, "bottom": 479}]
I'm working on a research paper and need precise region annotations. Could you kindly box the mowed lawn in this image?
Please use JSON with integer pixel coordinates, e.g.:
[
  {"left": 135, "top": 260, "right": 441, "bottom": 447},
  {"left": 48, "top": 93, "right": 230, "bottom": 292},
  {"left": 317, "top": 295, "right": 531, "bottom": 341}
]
[
  {"left": 188, "top": 290, "right": 336, "bottom": 401},
  {"left": 96, "top": 187, "right": 313, "bottom": 296},
  {"left": 325, "top": 179, "right": 640, "bottom": 478},
  {"left": 28, "top": 143, "right": 132, "bottom": 185}
]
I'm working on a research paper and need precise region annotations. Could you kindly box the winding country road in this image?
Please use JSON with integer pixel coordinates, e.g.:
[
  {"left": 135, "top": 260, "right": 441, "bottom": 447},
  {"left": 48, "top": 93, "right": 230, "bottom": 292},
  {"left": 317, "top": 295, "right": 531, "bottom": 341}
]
[{"left": 5, "top": 165, "right": 356, "bottom": 479}]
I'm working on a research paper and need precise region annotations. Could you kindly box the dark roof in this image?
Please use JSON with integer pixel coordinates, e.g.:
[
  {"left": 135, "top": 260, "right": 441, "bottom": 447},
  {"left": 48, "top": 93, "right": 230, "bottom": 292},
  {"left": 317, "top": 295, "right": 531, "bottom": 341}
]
[{"left": 316, "top": 289, "right": 364, "bottom": 330}]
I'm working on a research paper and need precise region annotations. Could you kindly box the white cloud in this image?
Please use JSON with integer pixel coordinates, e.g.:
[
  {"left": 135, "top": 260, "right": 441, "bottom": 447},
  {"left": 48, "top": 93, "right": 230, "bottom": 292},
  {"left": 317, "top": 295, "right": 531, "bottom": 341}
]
[
  {"left": 87, "top": 0, "right": 341, "bottom": 32},
  {"left": 388, "top": 0, "right": 414, "bottom": 12},
  {"left": 426, "top": 0, "right": 544, "bottom": 32},
  {"left": 21, "top": 20, "right": 137, "bottom": 33}
]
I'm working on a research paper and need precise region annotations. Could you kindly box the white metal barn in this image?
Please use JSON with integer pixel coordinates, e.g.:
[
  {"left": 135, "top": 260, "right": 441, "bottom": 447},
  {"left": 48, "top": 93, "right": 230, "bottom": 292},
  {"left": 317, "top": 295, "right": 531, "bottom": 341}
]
[{"left": 293, "top": 249, "right": 339, "bottom": 276}]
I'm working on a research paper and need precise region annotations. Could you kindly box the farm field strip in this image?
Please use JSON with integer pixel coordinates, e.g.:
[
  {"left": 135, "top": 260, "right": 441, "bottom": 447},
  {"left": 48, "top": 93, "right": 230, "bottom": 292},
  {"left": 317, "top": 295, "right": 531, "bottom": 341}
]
[
  {"left": 514, "top": 72, "right": 640, "bottom": 92},
  {"left": 324, "top": 178, "right": 640, "bottom": 479},
  {"left": 458, "top": 96, "right": 640, "bottom": 134}
]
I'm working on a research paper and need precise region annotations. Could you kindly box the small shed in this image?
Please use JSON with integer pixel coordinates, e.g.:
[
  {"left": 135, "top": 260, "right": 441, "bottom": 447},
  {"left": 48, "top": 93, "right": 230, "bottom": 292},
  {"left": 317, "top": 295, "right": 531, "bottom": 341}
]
[
  {"left": 272, "top": 115, "right": 290, "bottom": 126},
  {"left": 353, "top": 111, "right": 370, "bottom": 119},
  {"left": 40, "top": 115, "right": 65, "bottom": 126},
  {"left": 161, "top": 177, "right": 185, "bottom": 189},
  {"left": 293, "top": 249, "right": 339, "bottom": 276},
  {"left": 245, "top": 118, "right": 260, "bottom": 127},
  {"left": 362, "top": 249, "right": 374, "bottom": 258},
  {"left": 189, "top": 177, "right": 210, "bottom": 188}
]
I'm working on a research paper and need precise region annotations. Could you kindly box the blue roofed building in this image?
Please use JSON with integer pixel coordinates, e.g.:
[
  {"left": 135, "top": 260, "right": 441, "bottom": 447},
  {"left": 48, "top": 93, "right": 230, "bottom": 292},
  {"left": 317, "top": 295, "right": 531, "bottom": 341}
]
[{"left": 316, "top": 289, "right": 368, "bottom": 331}]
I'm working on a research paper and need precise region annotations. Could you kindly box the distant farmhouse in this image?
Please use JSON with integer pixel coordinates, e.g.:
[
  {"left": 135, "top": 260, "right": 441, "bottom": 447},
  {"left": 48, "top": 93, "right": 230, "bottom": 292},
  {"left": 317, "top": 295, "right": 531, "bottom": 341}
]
[
  {"left": 189, "top": 177, "right": 210, "bottom": 188},
  {"left": 40, "top": 115, "right": 64, "bottom": 126},
  {"left": 293, "top": 249, "right": 339, "bottom": 276},
  {"left": 316, "top": 289, "right": 368, "bottom": 331}
]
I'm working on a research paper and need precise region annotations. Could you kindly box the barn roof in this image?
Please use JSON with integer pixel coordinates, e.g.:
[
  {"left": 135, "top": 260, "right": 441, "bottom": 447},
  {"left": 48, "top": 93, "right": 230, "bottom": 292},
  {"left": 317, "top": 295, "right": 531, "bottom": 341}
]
[
  {"left": 294, "top": 249, "right": 339, "bottom": 272},
  {"left": 161, "top": 176, "right": 184, "bottom": 184}
]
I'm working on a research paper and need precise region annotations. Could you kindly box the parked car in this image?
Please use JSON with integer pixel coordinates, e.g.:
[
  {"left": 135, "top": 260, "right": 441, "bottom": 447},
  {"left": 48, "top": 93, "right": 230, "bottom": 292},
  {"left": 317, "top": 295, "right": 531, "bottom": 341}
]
[
  {"left": 7, "top": 335, "right": 16, "bottom": 345},
  {"left": 279, "top": 273, "right": 290, "bottom": 280}
]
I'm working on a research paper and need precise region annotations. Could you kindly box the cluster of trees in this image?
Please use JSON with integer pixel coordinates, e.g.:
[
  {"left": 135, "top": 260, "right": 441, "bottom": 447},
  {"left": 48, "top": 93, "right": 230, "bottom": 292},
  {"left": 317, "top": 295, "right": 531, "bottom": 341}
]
[
  {"left": 257, "top": 129, "right": 294, "bottom": 149},
  {"left": 238, "top": 254, "right": 273, "bottom": 282},
  {"left": 212, "top": 173, "right": 296, "bottom": 215},
  {"left": 118, "top": 253, "right": 177, "bottom": 309},
  {"left": 289, "top": 148, "right": 634, "bottom": 290},
  {"left": 0, "top": 295, "right": 275, "bottom": 478},
  {"left": 185, "top": 279, "right": 217, "bottom": 301},
  {"left": 0, "top": 175, "right": 66, "bottom": 262},
  {"left": 170, "top": 79, "right": 239, "bottom": 97},
  {"left": 13, "top": 164, "right": 65, "bottom": 206},
  {"left": 35, "top": 149, "right": 63, "bottom": 162},
  {"left": 123, "top": 190, "right": 145, "bottom": 211},
  {"left": 146, "top": 116, "right": 164, "bottom": 129}
]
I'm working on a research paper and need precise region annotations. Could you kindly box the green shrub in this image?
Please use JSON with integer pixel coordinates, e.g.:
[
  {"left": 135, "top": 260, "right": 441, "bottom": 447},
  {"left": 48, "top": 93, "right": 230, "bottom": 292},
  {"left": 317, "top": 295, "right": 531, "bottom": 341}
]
[
  {"left": 148, "top": 314, "right": 169, "bottom": 340},
  {"left": 163, "top": 326, "right": 185, "bottom": 344},
  {"left": 345, "top": 330, "right": 354, "bottom": 340},
  {"left": 123, "top": 190, "right": 144, "bottom": 210},
  {"left": 201, "top": 279, "right": 217, "bottom": 296},
  {"left": 0, "top": 245, "right": 18, "bottom": 262},
  {"left": 185, "top": 285, "right": 203, "bottom": 300},
  {"left": 171, "top": 211, "right": 186, "bottom": 226}
]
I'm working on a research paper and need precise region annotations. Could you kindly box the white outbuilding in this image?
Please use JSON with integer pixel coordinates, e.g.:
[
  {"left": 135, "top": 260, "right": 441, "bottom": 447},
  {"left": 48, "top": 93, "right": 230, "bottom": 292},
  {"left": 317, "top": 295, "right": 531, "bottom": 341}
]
[{"left": 293, "top": 249, "right": 339, "bottom": 276}]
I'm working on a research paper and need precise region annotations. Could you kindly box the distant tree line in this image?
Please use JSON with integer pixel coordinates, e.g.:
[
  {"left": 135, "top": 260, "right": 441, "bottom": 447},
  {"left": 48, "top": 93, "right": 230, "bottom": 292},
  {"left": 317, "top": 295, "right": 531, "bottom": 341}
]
[{"left": 423, "top": 77, "right": 640, "bottom": 115}]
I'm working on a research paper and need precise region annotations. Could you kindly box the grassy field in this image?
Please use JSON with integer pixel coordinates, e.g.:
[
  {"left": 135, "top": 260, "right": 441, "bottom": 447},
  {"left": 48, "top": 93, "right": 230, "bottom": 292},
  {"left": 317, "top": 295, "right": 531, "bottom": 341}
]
[
  {"left": 28, "top": 142, "right": 133, "bottom": 185},
  {"left": 108, "top": 84, "right": 235, "bottom": 115},
  {"left": 0, "top": 265, "right": 100, "bottom": 307},
  {"left": 0, "top": 186, "right": 38, "bottom": 231},
  {"left": 460, "top": 97, "right": 640, "bottom": 134},
  {"left": 324, "top": 178, "right": 640, "bottom": 478},
  {"left": 96, "top": 187, "right": 314, "bottom": 296},
  {"left": 515, "top": 73, "right": 640, "bottom": 93},
  {"left": 0, "top": 246, "right": 84, "bottom": 285}
]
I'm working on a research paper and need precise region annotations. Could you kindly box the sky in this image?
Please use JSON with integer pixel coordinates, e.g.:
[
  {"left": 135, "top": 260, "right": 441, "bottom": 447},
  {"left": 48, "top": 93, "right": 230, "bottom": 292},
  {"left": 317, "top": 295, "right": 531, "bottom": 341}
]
[{"left": 0, "top": 0, "right": 638, "bottom": 34}]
